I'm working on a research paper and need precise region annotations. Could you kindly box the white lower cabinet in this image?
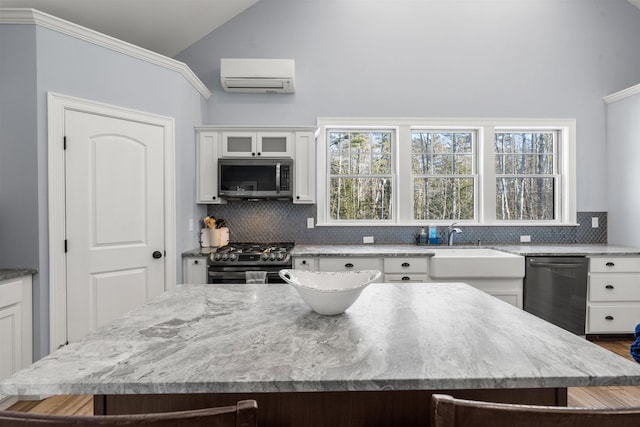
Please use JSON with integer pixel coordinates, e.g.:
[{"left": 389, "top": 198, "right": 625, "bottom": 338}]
[
  {"left": 587, "top": 256, "right": 640, "bottom": 334},
  {"left": 383, "top": 257, "right": 429, "bottom": 283},
  {"left": 318, "top": 257, "right": 383, "bottom": 282},
  {"left": 293, "top": 256, "right": 430, "bottom": 284},
  {"left": 293, "top": 257, "right": 317, "bottom": 271},
  {"left": 182, "top": 257, "right": 208, "bottom": 284},
  {"left": 0, "top": 274, "right": 32, "bottom": 408},
  {"left": 292, "top": 253, "right": 523, "bottom": 307}
]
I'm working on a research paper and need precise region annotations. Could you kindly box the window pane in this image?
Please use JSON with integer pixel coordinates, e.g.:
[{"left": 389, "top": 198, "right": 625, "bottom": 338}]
[
  {"left": 414, "top": 178, "right": 474, "bottom": 221},
  {"left": 328, "top": 129, "right": 394, "bottom": 221},
  {"left": 412, "top": 131, "right": 474, "bottom": 176},
  {"left": 495, "top": 131, "right": 557, "bottom": 221},
  {"left": 329, "top": 132, "right": 349, "bottom": 174},
  {"left": 330, "top": 177, "right": 392, "bottom": 220},
  {"left": 454, "top": 133, "right": 472, "bottom": 153},
  {"left": 412, "top": 132, "right": 431, "bottom": 153},
  {"left": 371, "top": 132, "right": 392, "bottom": 174},
  {"left": 432, "top": 154, "right": 453, "bottom": 174},
  {"left": 496, "top": 177, "right": 555, "bottom": 220}
]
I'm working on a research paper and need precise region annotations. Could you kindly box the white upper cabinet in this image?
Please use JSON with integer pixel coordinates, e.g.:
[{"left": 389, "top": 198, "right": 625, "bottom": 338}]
[
  {"left": 196, "top": 130, "right": 226, "bottom": 204},
  {"left": 293, "top": 131, "right": 316, "bottom": 204},
  {"left": 221, "top": 131, "right": 292, "bottom": 157},
  {"left": 196, "top": 126, "right": 317, "bottom": 204}
]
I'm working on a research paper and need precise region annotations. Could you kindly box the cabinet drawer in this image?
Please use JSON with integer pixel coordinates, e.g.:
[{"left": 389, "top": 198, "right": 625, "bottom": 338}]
[
  {"left": 587, "top": 305, "right": 640, "bottom": 333},
  {"left": 318, "top": 257, "right": 382, "bottom": 272},
  {"left": 589, "top": 257, "right": 640, "bottom": 273},
  {"left": 589, "top": 274, "right": 640, "bottom": 301},
  {"left": 0, "top": 279, "right": 22, "bottom": 307},
  {"left": 383, "top": 257, "right": 428, "bottom": 274},
  {"left": 384, "top": 274, "right": 428, "bottom": 283},
  {"left": 293, "top": 257, "right": 317, "bottom": 271}
]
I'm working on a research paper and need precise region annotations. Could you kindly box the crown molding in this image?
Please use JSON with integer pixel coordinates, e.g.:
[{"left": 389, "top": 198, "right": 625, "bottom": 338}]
[
  {"left": 0, "top": 8, "right": 211, "bottom": 100},
  {"left": 603, "top": 83, "right": 640, "bottom": 104}
]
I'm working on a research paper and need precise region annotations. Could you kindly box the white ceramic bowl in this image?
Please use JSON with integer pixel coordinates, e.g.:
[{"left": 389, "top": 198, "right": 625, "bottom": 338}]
[{"left": 278, "top": 269, "right": 381, "bottom": 315}]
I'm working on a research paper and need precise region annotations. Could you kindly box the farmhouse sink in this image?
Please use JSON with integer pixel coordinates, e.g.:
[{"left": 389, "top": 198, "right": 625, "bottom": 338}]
[{"left": 429, "top": 248, "right": 524, "bottom": 279}]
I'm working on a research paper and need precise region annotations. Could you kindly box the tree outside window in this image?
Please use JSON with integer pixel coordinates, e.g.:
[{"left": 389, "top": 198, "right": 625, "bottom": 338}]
[
  {"left": 411, "top": 131, "right": 475, "bottom": 221},
  {"left": 495, "top": 131, "right": 557, "bottom": 221},
  {"left": 328, "top": 130, "right": 393, "bottom": 220}
]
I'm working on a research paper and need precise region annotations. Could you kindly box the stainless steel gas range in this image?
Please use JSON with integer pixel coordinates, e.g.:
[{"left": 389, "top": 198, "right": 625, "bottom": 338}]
[{"left": 208, "top": 242, "right": 294, "bottom": 284}]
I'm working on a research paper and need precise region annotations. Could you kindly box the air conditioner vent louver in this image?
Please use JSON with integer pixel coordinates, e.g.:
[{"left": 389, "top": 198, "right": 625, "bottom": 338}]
[{"left": 220, "top": 58, "right": 295, "bottom": 93}]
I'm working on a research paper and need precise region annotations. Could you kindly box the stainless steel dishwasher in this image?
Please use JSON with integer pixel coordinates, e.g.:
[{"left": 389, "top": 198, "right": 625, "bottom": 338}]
[{"left": 524, "top": 256, "right": 589, "bottom": 335}]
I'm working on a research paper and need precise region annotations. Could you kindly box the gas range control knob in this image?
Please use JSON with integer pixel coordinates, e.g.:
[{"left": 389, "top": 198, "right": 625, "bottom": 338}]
[
  {"left": 269, "top": 254, "right": 276, "bottom": 261},
  {"left": 222, "top": 254, "right": 229, "bottom": 261},
  {"left": 228, "top": 254, "right": 237, "bottom": 261},
  {"left": 214, "top": 254, "right": 222, "bottom": 261},
  {"left": 261, "top": 254, "right": 269, "bottom": 261},
  {"left": 276, "top": 253, "right": 284, "bottom": 261}
]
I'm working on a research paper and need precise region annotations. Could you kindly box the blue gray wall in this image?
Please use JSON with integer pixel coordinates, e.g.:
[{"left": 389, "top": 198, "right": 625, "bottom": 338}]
[
  {"left": 0, "top": 22, "right": 208, "bottom": 359},
  {"left": 176, "top": 0, "right": 640, "bottom": 214},
  {"left": 607, "top": 90, "right": 640, "bottom": 246}
]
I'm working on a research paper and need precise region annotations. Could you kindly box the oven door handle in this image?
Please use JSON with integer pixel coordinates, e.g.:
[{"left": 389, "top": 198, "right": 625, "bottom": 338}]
[{"left": 208, "top": 271, "right": 247, "bottom": 279}]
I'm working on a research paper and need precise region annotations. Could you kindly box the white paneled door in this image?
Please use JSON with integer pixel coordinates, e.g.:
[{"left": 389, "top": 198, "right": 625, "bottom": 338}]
[{"left": 64, "top": 110, "right": 166, "bottom": 342}]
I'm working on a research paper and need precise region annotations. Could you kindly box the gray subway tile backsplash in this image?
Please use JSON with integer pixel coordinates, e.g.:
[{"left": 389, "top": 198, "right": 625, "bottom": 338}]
[{"left": 207, "top": 202, "right": 606, "bottom": 245}]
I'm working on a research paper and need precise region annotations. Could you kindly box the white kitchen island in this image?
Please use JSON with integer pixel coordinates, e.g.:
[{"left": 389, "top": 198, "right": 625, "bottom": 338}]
[{"left": 2, "top": 282, "right": 640, "bottom": 426}]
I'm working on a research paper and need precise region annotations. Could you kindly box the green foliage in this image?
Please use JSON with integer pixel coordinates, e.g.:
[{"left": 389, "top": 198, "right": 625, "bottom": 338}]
[{"left": 326, "top": 129, "right": 556, "bottom": 222}]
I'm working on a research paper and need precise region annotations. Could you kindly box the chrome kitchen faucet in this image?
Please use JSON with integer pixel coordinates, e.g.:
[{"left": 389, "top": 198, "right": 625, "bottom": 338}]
[{"left": 447, "top": 223, "right": 463, "bottom": 246}]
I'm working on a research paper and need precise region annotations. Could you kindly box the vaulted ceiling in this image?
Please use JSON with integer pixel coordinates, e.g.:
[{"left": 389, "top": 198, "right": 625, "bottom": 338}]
[
  {"left": 1, "top": 0, "right": 639, "bottom": 58},
  {"left": 0, "top": 0, "right": 258, "bottom": 57}
]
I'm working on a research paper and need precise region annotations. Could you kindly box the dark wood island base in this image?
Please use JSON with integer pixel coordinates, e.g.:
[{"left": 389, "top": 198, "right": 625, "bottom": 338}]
[{"left": 95, "top": 388, "right": 567, "bottom": 426}]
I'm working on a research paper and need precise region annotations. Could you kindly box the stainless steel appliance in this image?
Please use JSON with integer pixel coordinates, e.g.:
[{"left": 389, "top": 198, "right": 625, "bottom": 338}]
[
  {"left": 218, "top": 158, "right": 293, "bottom": 199},
  {"left": 208, "top": 242, "right": 294, "bottom": 284},
  {"left": 524, "top": 256, "right": 588, "bottom": 335}
]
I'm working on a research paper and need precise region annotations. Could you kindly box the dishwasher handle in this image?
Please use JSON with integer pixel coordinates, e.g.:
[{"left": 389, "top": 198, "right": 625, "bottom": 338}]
[{"left": 528, "top": 261, "right": 587, "bottom": 269}]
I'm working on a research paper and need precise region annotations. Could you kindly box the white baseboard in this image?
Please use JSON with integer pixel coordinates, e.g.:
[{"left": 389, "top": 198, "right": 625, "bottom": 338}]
[{"left": 0, "top": 394, "right": 18, "bottom": 410}]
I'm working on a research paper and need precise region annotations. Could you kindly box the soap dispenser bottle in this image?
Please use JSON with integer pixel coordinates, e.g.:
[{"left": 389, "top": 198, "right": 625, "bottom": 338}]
[
  {"left": 428, "top": 225, "right": 438, "bottom": 245},
  {"left": 417, "top": 228, "right": 428, "bottom": 246}
]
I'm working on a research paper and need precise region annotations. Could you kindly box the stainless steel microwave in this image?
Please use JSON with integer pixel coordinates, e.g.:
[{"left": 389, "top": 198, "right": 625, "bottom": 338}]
[{"left": 218, "top": 158, "right": 293, "bottom": 199}]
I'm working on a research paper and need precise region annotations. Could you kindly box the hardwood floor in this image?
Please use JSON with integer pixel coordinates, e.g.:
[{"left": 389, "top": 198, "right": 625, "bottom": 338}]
[
  {"left": 8, "top": 394, "right": 93, "bottom": 415},
  {"left": 568, "top": 339, "right": 640, "bottom": 408},
  {"left": 5, "top": 340, "right": 640, "bottom": 415}
]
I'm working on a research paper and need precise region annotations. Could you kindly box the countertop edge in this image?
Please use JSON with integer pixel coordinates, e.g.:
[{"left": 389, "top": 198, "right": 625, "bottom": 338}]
[
  {"left": 0, "top": 269, "right": 37, "bottom": 282},
  {"left": 182, "top": 244, "right": 640, "bottom": 258}
]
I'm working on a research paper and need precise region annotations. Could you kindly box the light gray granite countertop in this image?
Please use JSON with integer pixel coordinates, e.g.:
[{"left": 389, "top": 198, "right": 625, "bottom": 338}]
[
  {"left": 182, "top": 248, "right": 216, "bottom": 257},
  {"left": 3, "top": 282, "right": 640, "bottom": 397},
  {"left": 495, "top": 245, "right": 640, "bottom": 256},
  {"left": 291, "top": 244, "right": 640, "bottom": 257},
  {"left": 0, "top": 268, "right": 37, "bottom": 281},
  {"left": 292, "top": 244, "right": 436, "bottom": 257}
]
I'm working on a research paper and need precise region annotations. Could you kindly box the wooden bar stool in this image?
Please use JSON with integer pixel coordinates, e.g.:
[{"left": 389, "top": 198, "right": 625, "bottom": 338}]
[
  {"left": 432, "top": 394, "right": 640, "bottom": 426},
  {"left": 0, "top": 399, "right": 257, "bottom": 427}
]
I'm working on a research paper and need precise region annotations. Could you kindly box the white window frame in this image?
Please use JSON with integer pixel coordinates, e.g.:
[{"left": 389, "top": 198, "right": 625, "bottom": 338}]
[
  {"left": 316, "top": 117, "right": 576, "bottom": 226},
  {"left": 316, "top": 118, "right": 399, "bottom": 226},
  {"left": 410, "top": 127, "right": 479, "bottom": 223}
]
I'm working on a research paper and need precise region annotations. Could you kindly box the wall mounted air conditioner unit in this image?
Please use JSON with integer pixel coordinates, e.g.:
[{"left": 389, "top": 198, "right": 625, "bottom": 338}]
[{"left": 220, "top": 58, "right": 295, "bottom": 93}]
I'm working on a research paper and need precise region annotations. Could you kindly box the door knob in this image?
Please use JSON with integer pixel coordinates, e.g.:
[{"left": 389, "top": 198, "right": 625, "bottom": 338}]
[{"left": 152, "top": 251, "right": 163, "bottom": 259}]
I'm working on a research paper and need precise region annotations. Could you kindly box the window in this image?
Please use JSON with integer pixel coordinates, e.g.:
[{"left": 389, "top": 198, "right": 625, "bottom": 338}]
[
  {"left": 327, "top": 130, "right": 394, "bottom": 221},
  {"left": 495, "top": 131, "right": 557, "bottom": 221},
  {"left": 412, "top": 130, "right": 476, "bottom": 221},
  {"left": 316, "top": 118, "right": 575, "bottom": 226}
]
